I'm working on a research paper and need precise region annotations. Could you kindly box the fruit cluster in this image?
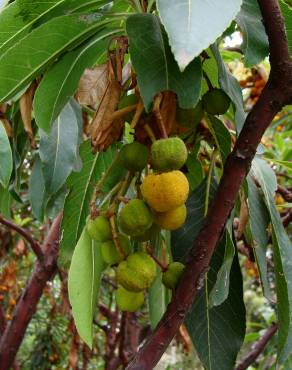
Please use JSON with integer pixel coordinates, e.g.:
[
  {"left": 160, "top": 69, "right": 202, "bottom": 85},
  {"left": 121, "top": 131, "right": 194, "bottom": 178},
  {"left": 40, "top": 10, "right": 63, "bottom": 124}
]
[{"left": 86, "top": 136, "right": 189, "bottom": 312}]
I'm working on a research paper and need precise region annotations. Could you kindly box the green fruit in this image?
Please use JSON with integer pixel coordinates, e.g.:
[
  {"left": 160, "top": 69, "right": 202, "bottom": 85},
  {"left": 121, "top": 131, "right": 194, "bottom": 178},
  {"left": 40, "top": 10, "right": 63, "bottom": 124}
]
[
  {"left": 162, "top": 262, "right": 185, "bottom": 289},
  {"left": 87, "top": 216, "right": 112, "bottom": 242},
  {"left": 117, "top": 252, "right": 157, "bottom": 292},
  {"left": 151, "top": 137, "right": 188, "bottom": 171},
  {"left": 119, "top": 199, "right": 153, "bottom": 237},
  {"left": 202, "top": 88, "right": 231, "bottom": 115},
  {"left": 132, "top": 224, "right": 160, "bottom": 242},
  {"left": 176, "top": 101, "right": 204, "bottom": 128},
  {"left": 120, "top": 142, "right": 149, "bottom": 172},
  {"left": 101, "top": 234, "right": 132, "bottom": 265},
  {"left": 115, "top": 286, "right": 144, "bottom": 312}
]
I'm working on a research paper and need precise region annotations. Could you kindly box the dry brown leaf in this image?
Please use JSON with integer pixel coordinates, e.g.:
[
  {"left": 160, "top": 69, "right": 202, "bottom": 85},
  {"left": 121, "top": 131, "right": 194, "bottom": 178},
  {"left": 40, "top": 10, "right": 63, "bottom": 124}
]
[
  {"left": 19, "top": 81, "right": 37, "bottom": 148},
  {"left": 76, "top": 64, "right": 108, "bottom": 109},
  {"left": 238, "top": 197, "right": 249, "bottom": 238}
]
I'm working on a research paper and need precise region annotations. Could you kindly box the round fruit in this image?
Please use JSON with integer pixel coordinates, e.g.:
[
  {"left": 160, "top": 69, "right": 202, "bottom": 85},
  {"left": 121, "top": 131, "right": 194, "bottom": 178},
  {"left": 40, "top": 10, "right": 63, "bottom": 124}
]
[
  {"left": 162, "top": 262, "right": 185, "bottom": 289},
  {"left": 117, "top": 252, "right": 157, "bottom": 292},
  {"left": 202, "top": 88, "right": 231, "bottom": 115},
  {"left": 151, "top": 137, "right": 188, "bottom": 171},
  {"left": 119, "top": 199, "right": 153, "bottom": 237},
  {"left": 132, "top": 224, "right": 161, "bottom": 242},
  {"left": 154, "top": 204, "right": 187, "bottom": 230},
  {"left": 87, "top": 216, "right": 112, "bottom": 242},
  {"left": 101, "top": 234, "right": 132, "bottom": 265},
  {"left": 115, "top": 286, "right": 144, "bottom": 312},
  {"left": 120, "top": 142, "right": 149, "bottom": 172},
  {"left": 176, "top": 101, "right": 204, "bottom": 128},
  {"left": 141, "top": 171, "right": 189, "bottom": 212}
]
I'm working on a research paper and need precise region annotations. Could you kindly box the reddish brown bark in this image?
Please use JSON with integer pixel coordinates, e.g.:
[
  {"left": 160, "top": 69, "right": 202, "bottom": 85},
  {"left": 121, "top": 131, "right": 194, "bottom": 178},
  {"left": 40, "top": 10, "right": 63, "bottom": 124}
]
[
  {"left": 126, "top": 1, "right": 292, "bottom": 369},
  {"left": 0, "top": 214, "right": 62, "bottom": 370}
]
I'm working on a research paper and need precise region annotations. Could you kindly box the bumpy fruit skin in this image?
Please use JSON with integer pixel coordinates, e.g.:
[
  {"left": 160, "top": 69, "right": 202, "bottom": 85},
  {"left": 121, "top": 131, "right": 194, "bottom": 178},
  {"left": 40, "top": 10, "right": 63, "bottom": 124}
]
[
  {"left": 115, "top": 286, "right": 144, "bottom": 312},
  {"left": 117, "top": 252, "right": 157, "bottom": 292},
  {"left": 176, "top": 101, "right": 204, "bottom": 128},
  {"left": 202, "top": 88, "right": 231, "bottom": 115},
  {"left": 162, "top": 262, "right": 185, "bottom": 289},
  {"left": 155, "top": 204, "right": 187, "bottom": 230},
  {"left": 132, "top": 224, "right": 161, "bottom": 242},
  {"left": 101, "top": 234, "right": 132, "bottom": 265},
  {"left": 119, "top": 199, "right": 153, "bottom": 237},
  {"left": 120, "top": 142, "right": 149, "bottom": 172},
  {"left": 87, "top": 216, "right": 112, "bottom": 242},
  {"left": 151, "top": 137, "right": 188, "bottom": 171},
  {"left": 141, "top": 171, "right": 189, "bottom": 212}
]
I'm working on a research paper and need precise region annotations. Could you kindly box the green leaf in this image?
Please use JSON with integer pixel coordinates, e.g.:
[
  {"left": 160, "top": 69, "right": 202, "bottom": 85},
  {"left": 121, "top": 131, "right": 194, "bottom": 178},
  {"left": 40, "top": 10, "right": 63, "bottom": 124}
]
[
  {"left": 0, "top": 123, "right": 12, "bottom": 187},
  {"left": 247, "top": 175, "right": 273, "bottom": 301},
  {"left": 39, "top": 99, "right": 82, "bottom": 195},
  {"left": 251, "top": 157, "right": 292, "bottom": 363},
  {"left": 157, "top": 0, "right": 243, "bottom": 71},
  {"left": 33, "top": 28, "right": 120, "bottom": 132},
  {"left": 59, "top": 142, "right": 122, "bottom": 268},
  {"left": 126, "top": 14, "right": 202, "bottom": 111},
  {"left": 236, "top": 0, "right": 269, "bottom": 66},
  {"left": 209, "top": 230, "right": 235, "bottom": 307},
  {"left": 0, "top": 185, "right": 12, "bottom": 218},
  {"left": 68, "top": 227, "right": 104, "bottom": 348},
  {"left": 211, "top": 45, "right": 246, "bottom": 132},
  {"left": 268, "top": 159, "right": 292, "bottom": 173},
  {"left": 0, "top": 13, "right": 112, "bottom": 102},
  {"left": 281, "top": 0, "right": 292, "bottom": 56}
]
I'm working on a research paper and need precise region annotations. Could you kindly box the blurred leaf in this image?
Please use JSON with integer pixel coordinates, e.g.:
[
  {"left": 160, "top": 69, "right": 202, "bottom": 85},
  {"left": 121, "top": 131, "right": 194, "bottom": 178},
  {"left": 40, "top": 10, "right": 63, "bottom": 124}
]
[
  {"left": 126, "top": 14, "right": 202, "bottom": 111},
  {"left": 281, "top": 0, "right": 292, "bottom": 56},
  {"left": 0, "top": 122, "right": 12, "bottom": 187},
  {"left": 39, "top": 100, "right": 82, "bottom": 195},
  {"left": 236, "top": 0, "right": 269, "bottom": 66},
  {"left": 252, "top": 157, "right": 292, "bottom": 363},
  {"left": 157, "top": 0, "right": 242, "bottom": 71},
  {"left": 34, "top": 28, "right": 119, "bottom": 132},
  {"left": 59, "top": 142, "right": 123, "bottom": 267},
  {"left": 268, "top": 159, "right": 292, "bottom": 173},
  {"left": 0, "top": 13, "right": 111, "bottom": 102},
  {"left": 68, "top": 227, "right": 104, "bottom": 348},
  {"left": 0, "top": 185, "right": 12, "bottom": 218}
]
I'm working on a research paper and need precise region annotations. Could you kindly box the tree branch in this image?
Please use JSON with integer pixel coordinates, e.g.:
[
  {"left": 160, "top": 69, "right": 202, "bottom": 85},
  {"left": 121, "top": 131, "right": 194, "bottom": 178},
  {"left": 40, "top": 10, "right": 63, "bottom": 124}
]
[
  {"left": 0, "top": 213, "right": 62, "bottom": 369},
  {"left": 235, "top": 323, "right": 278, "bottom": 370},
  {"left": 126, "top": 1, "right": 292, "bottom": 369},
  {"left": 0, "top": 215, "right": 43, "bottom": 261}
]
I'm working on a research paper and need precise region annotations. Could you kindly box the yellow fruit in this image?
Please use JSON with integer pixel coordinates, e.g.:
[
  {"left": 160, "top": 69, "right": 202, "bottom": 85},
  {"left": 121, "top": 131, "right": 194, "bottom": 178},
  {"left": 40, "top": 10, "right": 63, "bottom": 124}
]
[
  {"left": 117, "top": 252, "right": 157, "bottom": 292},
  {"left": 162, "top": 262, "right": 185, "bottom": 289},
  {"left": 101, "top": 234, "right": 132, "bottom": 265},
  {"left": 155, "top": 204, "right": 187, "bottom": 230},
  {"left": 87, "top": 216, "right": 112, "bottom": 242},
  {"left": 120, "top": 142, "right": 149, "bottom": 172},
  {"left": 115, "top": 286, "right": 144, "bottom": 312},
  {"left": 202, "top": 88, "right": 231, "bottom": 115},
  {"left": 118, "top": 199, "right": 153, "bottom": 237},
  {"left": 151, "top": 137, "right": 188, "bottom": 171},
  {"left": 141, "top": 171, "right": 189, "bottom": 212}
]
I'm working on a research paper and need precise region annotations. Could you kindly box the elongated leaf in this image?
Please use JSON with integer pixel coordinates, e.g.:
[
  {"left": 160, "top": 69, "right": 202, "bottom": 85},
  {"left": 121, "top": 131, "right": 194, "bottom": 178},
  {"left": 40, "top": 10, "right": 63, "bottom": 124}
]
[
  {"left": 34, "top": 28, "right": 120, "bottom": 132},
  {"left": 126, "top": 14, "right": 202, "bottom": 111},
  {"left": 39, "top": 100, "right": 82, "bottom": 195},
  {"left": 0, "top": 13, "right": 112, "bottom": 102},
  {"left": 236, "top": 0, "right": 269, "bottom": 66},
  {"left": 281, "top": 1, "right": 292, "bottom": 56},
  {"left": 247, "top": 175, "right": 273, "bottom": 300},
  {"left": 68, "top": 227, "right": 104, "bottom": 348},
  {"left": 59, "top": 142, "right": 124, "bottom": 268},
  {"left": 252, "top": 157, "right": 292, "bottom": 363},
  {"left": 0, "top": 185, "right": 12, "bottom": 218},
  {"left": 0, "top": 123, "right": 12, "bottom": 187},
  {"left": 157, "top": 0, "right": 242, "bottom": 71},
  {"left": 269, "top": 159, "right": 292, "bottom": 172}
]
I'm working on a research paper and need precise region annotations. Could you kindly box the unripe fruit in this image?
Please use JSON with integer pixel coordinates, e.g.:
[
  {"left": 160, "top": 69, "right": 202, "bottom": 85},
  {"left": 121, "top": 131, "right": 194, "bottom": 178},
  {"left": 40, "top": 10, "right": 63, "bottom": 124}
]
[
  {"left": 115, "top": 286, "right": 144, "bottom": 312},
  {"left": 154, "top": 204, "right": 187, "bottom": 230},
  {"left": 132, "top": 224, "right": 161, "bottom": 242},
  {"left": 202, "top": 88, "right": 231, "bottom": 115},
  {"left": 151, "top": 137, "right": 188, "bottom": 171},
  {"left": 101, "top": 234, "right": 132, "bottom": 265},
  {"left": 176, "top": 101, "right": 204, "bottom": 128},
  {"left": 120, "top": 142, "right": 149, "bottom": 172},
  {"left": 87, "top": 216, "right": 111, "bottom": 242},
  {"left": 117, "top": 252, "right": 157, "bottom": 292},
  {"left": 141, "top": 171, "right": 189, "bottom": 212},
  {"left": 119, "top": 199, "right": 153, "bottom": 237},
  {"left": 162, "top": 262, "right": 185, "bottom": 289}
]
